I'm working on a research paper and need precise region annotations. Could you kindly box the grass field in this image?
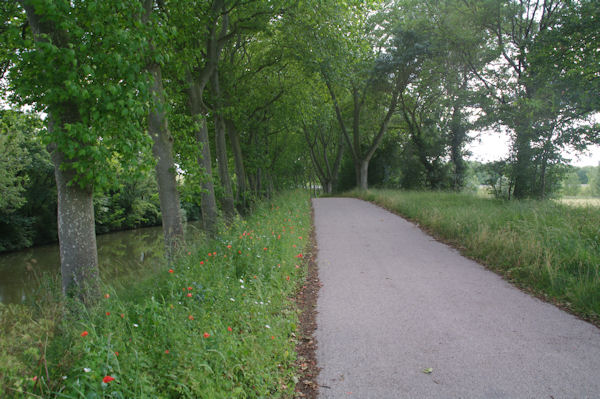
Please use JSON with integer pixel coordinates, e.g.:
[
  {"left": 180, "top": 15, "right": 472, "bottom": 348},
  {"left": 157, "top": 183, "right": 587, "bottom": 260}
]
[
  {"left": 346, "top": 189, "right": 600, "bottom": 325},
  {"left": 1, "top": 191, "right": 312, "bottom": 398}
]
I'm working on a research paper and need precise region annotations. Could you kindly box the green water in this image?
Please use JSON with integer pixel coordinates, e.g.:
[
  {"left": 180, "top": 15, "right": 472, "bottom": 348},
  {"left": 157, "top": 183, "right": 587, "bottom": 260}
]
[{"left": 0, "top": 221, "right": 204, "bottom": 304}]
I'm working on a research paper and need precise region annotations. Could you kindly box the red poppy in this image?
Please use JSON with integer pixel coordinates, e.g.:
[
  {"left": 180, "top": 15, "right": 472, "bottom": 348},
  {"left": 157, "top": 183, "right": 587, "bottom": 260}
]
[
  {"left": 120, "top": 313, "right": 125, "bottom": 318},
  {"left": 106, "top": 312, "right": 110, "bottom": 316},
  {"left": 188, "top": 287, "right": 192, "bottom": 290},
  {"left": 104, "top": 293, "right": 110, "bottom": 299},
  {"left": 296, "top": 253, "right": 303, "bottom": 258},
  {"left": 200, "top": 261, "right": 204, "bottom": 265},
  {"left": 187, "top": 293, "right": 192, "bottom": 297},
  {"left": 286, "top": 276, "right": 290, "bottom": 281},
  {"left": 203, "top": 332, "right": 210, "bottom": 338},
  {"left": 238, "top": 250, "right": 242, "bottom": 254},
  {"left": 81, "top": 331, "right": 88, "bottom": 337},
  {"left": 213, "top": 252, "right": 217, "bottom": 255},
  {"left": 208, "top": 253, "right": 212, "bottom": 257},
  {"left": 168, "top": 269, "right": 174, "bottom": 274},
  {"left": 114, "top": 351, "right": 119, "bottom": 356},
  {"left": 165, "top": 349, "right": 169, "bottom": 354},
  {"left": 292, "top": 244, "right": 296, "bottom": 248},
  {"left": 227, "top": 245, "right": 232, "bottom": 249},
  {"left": 298, "top": 236, "right": 303, "bottom": 240},
  {"left": 187, "top": 251, "right": 191, "bottom": 255},
  {"left": 227, "top": 326, "right": 233, "bottom": 332},
  {"left": 277, "top": 235, "right": 281, "bottom": 239},
  {"left": 263, "top": 247, "right": 268, "bottom": 251},
  {"left": 102, "top": 376, "right": 115, "bottom": 383},
  {"left": 271, "top": 335, "right": 275, "bottom": 340},
  {"left": 188, "top": 315, "right": 194, "bottom": 320}
]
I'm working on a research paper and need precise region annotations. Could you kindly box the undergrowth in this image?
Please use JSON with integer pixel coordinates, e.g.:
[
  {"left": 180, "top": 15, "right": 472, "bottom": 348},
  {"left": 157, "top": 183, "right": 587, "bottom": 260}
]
[
  {"left": 347, "top": 189, "right": 600, "bottom": 324},
  {"left": 3, "top": 190, "right": 311, "bottom": 398}
]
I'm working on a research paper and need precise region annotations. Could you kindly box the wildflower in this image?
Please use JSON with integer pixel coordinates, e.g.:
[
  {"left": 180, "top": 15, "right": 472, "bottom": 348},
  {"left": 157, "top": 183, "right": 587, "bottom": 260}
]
[
  {"left": 188, "top": 287, "right": 193, "bottom": 291},
  {"left": 240, "top": 285, "right": 245, "bottom": 289},
  {"left": 114, "top": 351, "right": 119, "bottom": 356},
  {"left": 102, "top": 376, "right": 115, "bottom": 383},
  {"left": 265, "top": 324, "right": 271, "bottom": 329},
  {"left": 187, "top": 251, "right": 191, "bottom": 255},
  {"left": 296, "top": 253, "right": 303, "bottom": 258},
  {"left": 133, "top": 323, "right": 139, "bottom": 328},
  {"left": 238, "top": 250, "right": 242, "bottom": 254},
  {"left": 253, "top": 275, "right": 257, "bottom": 279},
  {"left": 227, "top": 326, "right": 233, "bottom": 332},
  {"left": 84, "top": 368, "right": 91, "bottom": 373},
  {"left": 298, "top": 236, "right": 303, "bottom": 240},
  {"left": 227, "top": 245, "right": 232, "bottom": 249},
  {"left": 165, "top": 349, "right": 169, "bottom": 354},
  {"left": 168, "top": 269, "right": 174, "bottom": 273},
  {"left": 208, "top": 253, "right": 212, "bottom": 257},
  {"left": 106, "top": 312, "right": 110, "bottom": 316},
  {"left": 104, "top": 293, "right": 110, "bottom": 299},
  {"left": 81, "top": 331, "right": 88, "bottom": 337},
  {"left": 293, "top": 244, "right": 296, "bottom": 248},
  {"left": 286, "top": 276, "right": 290, "bottom": 281},
  {"left": 271, "top": 336, "right": 275, "bottom": 340},
  {"left": 230, "top": 298, "right": 235, "bottom": 302},
  {"left": 239, "top": 278, "right": 244, "bottom": 283},
  {"left": 203, "top": 332, "right": 210, "bottom": 338},
  {"left": 188, "top": 315, "right": 194, "bottom": 320},
  {"left": 120, "top": 313, "right": 125, "bottom": 318},
  {"left": 213, "top": 252, "right": 217, "bottom": 255},
  {"left": 277, "top": 235, "right": 281, "bottom": 239},
  {"left": 62, "top": 376, "right": 67, "bottom": 380},
  {"left": 187, "top": 293, "right": 192, "bottom": 297},
  {"left": 200, "top": 261, "right": 204, "bottom": 265},
  {"left": 32, "top": 376, "right": 37, "bottom": 382}
]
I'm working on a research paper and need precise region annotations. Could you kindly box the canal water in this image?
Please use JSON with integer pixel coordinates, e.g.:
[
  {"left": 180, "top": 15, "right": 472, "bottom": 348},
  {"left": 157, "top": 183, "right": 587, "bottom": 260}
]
[{"left": 0, "top": 221, "right": 204, "bottom": 304}]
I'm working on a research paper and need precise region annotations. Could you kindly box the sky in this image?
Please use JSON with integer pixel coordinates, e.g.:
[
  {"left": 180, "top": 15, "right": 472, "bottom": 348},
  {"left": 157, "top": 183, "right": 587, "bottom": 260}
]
[{"left": 466, "top": 130, "right": 600, "bottom": 167}]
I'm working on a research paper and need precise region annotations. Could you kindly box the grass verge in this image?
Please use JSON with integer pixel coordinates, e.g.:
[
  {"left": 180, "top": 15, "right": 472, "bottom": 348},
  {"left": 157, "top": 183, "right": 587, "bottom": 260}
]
[
  {"left": 3, "top": 190, "right": 312, "bottom": 398},
  {"left": 345, "top": 189, "right": 600, "bottom": 326}
]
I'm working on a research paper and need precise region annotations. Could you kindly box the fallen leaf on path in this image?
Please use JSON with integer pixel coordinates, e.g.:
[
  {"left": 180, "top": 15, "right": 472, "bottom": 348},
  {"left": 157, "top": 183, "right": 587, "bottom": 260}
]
[{"left": 422, "top": 368, "right": 433, "bottom": 374}]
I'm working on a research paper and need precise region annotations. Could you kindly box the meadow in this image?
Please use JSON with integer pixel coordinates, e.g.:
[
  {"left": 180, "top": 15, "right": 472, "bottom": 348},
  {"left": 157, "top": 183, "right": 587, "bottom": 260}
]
[
  {"left": 1, "top": 191, "right": 312, "bottom": 398},
  {"left": 347, "top": 189, "right": 600, "bottom": 325}
]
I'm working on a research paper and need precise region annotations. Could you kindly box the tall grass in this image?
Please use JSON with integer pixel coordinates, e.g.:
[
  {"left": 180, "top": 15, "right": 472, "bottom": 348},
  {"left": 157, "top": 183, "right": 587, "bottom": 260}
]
[
  {"left": 347, "top": 189, "right": 600, "bottom": 323},
  {"left": 3, "top": 190, "right": 311, "bottom": 398}
]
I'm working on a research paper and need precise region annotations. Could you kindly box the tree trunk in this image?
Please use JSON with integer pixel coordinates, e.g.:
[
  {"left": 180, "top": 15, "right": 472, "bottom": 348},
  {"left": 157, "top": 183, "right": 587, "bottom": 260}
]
[
  {"left": 187, "top": 74, "right": 218, "bottom": 236},
  {"left": 197, "top": 117, "right": 218, "bottom": 235},
  {"left": 148, "top": 63, "right": 184, "bottom": 255},
  {"left": 52, "top": 145, "right": 100, "bottom": 303},
  {"left": 211, "top": 71, "right": 236, "bottom": 221},
  {"left": 21, "top": 1, "right": 99, "bottom": 304},
  {"left": 512, "top": 128, "right": 534, "bottom": 199},
  {"left": 359, "top": 160, "right": 369, "bottom": 190},
  {"left": 226, "top": 119, "right": 248, "bottom": 212}
]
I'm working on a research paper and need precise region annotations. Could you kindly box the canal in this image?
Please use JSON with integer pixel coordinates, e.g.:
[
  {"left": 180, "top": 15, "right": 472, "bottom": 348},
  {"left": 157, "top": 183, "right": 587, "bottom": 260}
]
[{"left": 0, "top": 221, "right": 204, "bottom": 304}]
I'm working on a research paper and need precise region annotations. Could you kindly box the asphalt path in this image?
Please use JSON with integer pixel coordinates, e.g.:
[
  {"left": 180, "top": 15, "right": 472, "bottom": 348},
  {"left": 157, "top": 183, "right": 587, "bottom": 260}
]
[{"left": 313, "top": 197, "right": 600, "bottom": 399}]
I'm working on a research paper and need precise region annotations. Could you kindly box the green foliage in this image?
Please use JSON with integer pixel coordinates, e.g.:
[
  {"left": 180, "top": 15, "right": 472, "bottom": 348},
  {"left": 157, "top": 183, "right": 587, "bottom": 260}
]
[
  {"left": 4, "top": 0, "right": 152, "bottom": 189},
  {"left": 349, "top": 189, "right": 600, "bottom": 322},
  {"left": 2, "top": 191, "right": 312, "bottom": 398}
]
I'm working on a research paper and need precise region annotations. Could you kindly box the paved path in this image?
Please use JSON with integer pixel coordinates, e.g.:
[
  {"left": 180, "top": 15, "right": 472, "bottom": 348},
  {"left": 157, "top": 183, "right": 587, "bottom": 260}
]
[{"left": 313, "top": 198, "right": 600, "bottom": 399}]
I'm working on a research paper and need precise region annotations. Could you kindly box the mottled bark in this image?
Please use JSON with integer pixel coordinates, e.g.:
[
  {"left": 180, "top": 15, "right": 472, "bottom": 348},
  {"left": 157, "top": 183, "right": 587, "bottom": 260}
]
[
  {"left": 148, "top": 63, "right": 184, "bottom": 255},
  {"left": 50, "top": 123, "right": 100, "bottom": 304},
  {"left": 211, "top": 71, "right": 236, "bottom": 222}
]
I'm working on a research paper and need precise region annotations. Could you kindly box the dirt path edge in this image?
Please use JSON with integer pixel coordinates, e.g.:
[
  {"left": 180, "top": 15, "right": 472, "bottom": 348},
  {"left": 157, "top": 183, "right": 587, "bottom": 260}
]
[{"left": 293, "top": 205, "right": 320, "bottom": 398}]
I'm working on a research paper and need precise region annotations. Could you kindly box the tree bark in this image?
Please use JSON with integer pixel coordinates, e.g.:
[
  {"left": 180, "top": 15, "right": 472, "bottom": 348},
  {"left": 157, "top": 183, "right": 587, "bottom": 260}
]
[
  {"left": 187, "top": 76, "right": 218, "bottom": 236},
  {"left": 148, "top": 63, "right": 184, "bottom": 255},
  {"left": 211, "top": 70, "right": 236, "bottom": 221},
  {"left": 50, "top": 123, "right": 100, "bottom": 304}
]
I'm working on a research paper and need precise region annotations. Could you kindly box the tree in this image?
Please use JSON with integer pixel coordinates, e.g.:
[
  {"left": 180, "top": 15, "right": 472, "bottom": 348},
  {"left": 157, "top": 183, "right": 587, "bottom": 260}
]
[{"left": 3, "top": 1, "right": 151, "bottom": 303}]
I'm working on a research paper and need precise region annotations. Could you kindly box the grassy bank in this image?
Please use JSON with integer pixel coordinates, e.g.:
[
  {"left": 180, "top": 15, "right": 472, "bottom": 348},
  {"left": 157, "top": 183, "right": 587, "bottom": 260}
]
[
  {"left": 346, "top": 189, "right": 600, "bottom": 324},
  {"left": 2, "top": 191, "right": 311, "bottom": 398}
]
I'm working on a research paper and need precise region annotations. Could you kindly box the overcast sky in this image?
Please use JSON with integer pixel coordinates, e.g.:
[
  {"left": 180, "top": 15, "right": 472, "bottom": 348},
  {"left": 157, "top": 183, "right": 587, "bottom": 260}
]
[{"left": 467, "top": 130, "right": 600, "bottom": 167}]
